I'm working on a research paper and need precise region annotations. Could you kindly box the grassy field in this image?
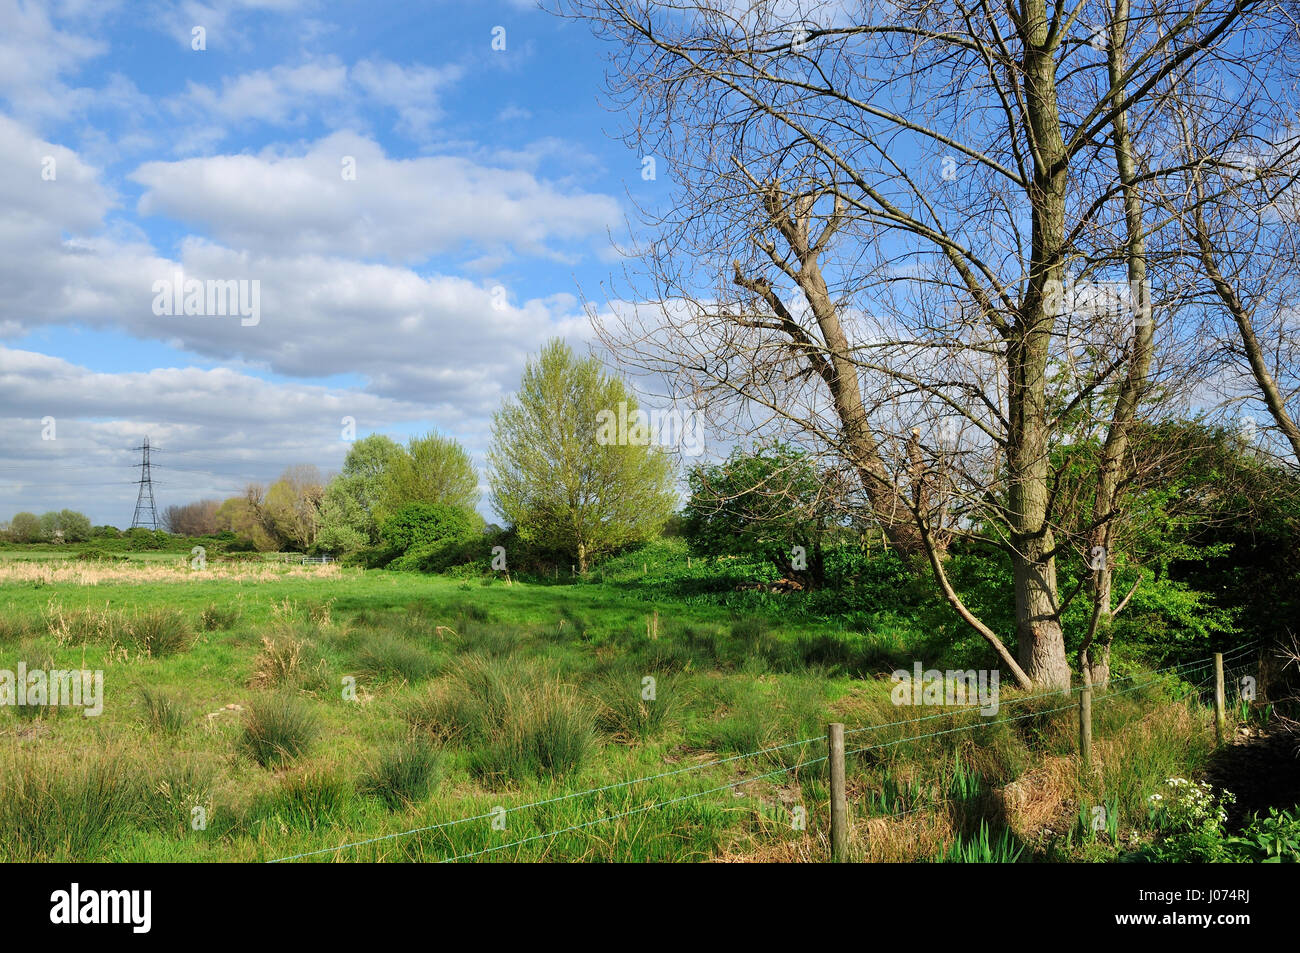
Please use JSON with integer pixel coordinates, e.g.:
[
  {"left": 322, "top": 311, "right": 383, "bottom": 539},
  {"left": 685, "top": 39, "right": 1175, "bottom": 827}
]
[{"left": 0, "top": 553, "right": 1226, "bottom": 862}]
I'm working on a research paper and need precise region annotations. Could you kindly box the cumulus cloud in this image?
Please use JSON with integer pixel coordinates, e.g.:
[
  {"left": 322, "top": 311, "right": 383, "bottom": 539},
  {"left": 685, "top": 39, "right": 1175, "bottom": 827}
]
[
  {"left": 131, "top": 131, "right": 620, "bottom": 262},
  {"left": 179, "top": 59, "right": 350, "bottom": 125},
  {"left": 0, "top": 120, "right": 601, "bottom": 407},
  {"left": 0, "top": 0, "right": 106, "bottom": 121},
  {"left": 0, "top": 345, "right": 436, "bottom": 524},
  {"left": 167, "top": 57, "right": 466, "bottom": 145}
]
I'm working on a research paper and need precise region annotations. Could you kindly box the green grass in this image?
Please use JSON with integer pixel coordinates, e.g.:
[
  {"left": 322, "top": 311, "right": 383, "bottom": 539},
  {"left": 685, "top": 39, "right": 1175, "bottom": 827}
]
[{"left": 0, "top": 554, "right": 1241, "bottom": 862}]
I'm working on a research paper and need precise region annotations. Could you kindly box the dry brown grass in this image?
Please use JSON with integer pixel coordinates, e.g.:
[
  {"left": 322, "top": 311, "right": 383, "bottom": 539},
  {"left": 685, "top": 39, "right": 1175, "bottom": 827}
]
[
  {"left": 995, "top": 753, "right": 1079, "bottom": 840},
  {"left": 0, "top": 559, "right": 341, "bottom": 587}
]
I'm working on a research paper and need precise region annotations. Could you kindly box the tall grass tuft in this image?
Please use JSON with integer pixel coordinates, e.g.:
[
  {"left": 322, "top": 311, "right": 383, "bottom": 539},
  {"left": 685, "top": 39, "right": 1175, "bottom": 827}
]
[
  {"left": 139, "top": 687, "right": 188, "bottom": 733},
  {"left": 593, "top": 671, "right": 687, "bottom": 742},
  {"left": 934, "top": 820, "right": 1025, "bottom": 863},
  {"left": 0, "top": 615, "right": 36, "bottom": 644},
  {"left": 128, "top": 610, "right": 195, "bottom": 657},
  {"left": 416, "top": 655, "right": 596, "bottom": 782},
  {"left": 242, "top": 767, "right": 350, "bottom": 834},
  {"left": 249, "top": 627, "right": 330, "bottom": 692},
  {"left": 0, "top": 753, "right": 141, "bottom": 861},
  {"left": 199, "top": 602, "right": 242, "bottom": 631},
  {"left": 360, "top": 736, "right": 443, "bottom": 810},
  {"left": 240, "top": 693, "right": 319, "bottom": 767},
  {"left": 355, "top": 630, "right": 436, "bottom": 683}
]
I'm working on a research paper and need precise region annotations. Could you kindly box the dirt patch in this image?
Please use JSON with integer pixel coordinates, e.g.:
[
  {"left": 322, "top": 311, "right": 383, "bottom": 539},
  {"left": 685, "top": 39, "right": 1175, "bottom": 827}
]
[{"left": 1204, "top": 728, "right": 1300, "bottom": 828}]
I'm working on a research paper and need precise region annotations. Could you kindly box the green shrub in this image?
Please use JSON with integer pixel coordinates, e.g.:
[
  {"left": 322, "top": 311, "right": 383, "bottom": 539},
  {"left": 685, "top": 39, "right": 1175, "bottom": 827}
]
[
  {"left": 1223, "top": 808, "right": 1300, "bottom": 862},
  {"left": 74, "top": 549, "right": 127, "bottom": 562},
  {"left": 380, "top": 502, "right": 479, "bottom": 570}
]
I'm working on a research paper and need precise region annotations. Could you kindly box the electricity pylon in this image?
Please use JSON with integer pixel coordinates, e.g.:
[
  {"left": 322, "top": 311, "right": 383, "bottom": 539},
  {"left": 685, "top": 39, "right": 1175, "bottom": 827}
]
[{"left": 130, "top": 437, "right": 159, "bottom": 530}]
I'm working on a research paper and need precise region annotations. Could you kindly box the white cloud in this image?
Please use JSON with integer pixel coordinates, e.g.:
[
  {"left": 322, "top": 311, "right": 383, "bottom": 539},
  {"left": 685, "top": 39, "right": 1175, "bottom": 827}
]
[
  {"left": 0, "top": 345, "right": 436, "bottom": 524},
  {"left": 169, "top": 57, "right": 465, "bottom": 144},
  {"left": 0, "top": 118, "right": 596, "bottom": 416},
  {"left": 0, "top": 0, "right": 106, "bottom": 121},
  {"left": 350, "top": 59, "right": 464, "bottom": 138},
  {"left": 180, "top": 59, "right": 350, "bottom": 125},
  {"left": 131, "top": 131, "right": 620, "bottom": 262}
]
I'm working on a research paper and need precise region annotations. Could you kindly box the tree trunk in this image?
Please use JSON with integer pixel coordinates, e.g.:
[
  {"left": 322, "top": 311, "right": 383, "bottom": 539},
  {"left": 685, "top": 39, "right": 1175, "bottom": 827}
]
[
  {"left": 1010, "top": 1, "right": 1072, "bottom": 690},
  {"left": 1085, "top": 0, "right": 1153, "bottom": 691}
]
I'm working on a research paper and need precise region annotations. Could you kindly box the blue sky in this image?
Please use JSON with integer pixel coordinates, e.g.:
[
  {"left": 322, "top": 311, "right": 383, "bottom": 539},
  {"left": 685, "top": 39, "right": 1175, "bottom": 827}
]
[{"left": 0, "top": 0, "right": 664, "bottom": 524}]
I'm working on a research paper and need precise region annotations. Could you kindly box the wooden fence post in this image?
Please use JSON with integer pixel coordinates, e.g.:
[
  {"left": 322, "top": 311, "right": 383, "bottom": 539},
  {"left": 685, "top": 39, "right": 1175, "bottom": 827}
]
[
  {"left": 1214, "top": 652, "right": 1226, "bottom": 744},
  {"left": 1078, "top": 682, "right": 1092, "bottom": 768},
  {"left": 828, "top": 722, "right": 847, "bottom": 862}
]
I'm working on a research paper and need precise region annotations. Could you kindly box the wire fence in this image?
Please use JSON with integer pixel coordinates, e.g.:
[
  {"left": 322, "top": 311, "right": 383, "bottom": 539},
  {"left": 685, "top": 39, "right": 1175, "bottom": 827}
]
[{"left": 266, "top": 642, "right": 1266, "bottom": 864}]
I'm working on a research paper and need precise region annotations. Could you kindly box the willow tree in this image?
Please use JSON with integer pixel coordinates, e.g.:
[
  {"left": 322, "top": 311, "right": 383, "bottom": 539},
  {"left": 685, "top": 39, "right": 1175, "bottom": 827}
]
[
  {"left": 560, "top": 0, "right": 1293, "bottom": 688},
  {"left": 488, "top": 339, "right": 677, "bottom": 571}
]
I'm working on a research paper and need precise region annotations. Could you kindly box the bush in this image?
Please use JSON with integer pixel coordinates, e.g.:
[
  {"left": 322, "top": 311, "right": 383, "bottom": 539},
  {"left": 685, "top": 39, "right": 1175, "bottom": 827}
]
[
  {"left": 74, "top": 549, "right": 128, "bottom": 563},
  {"left": 240, "top": 693, "right": 319, "bottom": 767},
  {"left": 379, "top": 502, "right": 478, "bottom": 568},
  {"left": 1133, "top": 778, "right": 1236, "bottom": 862},
  {"left": 360, "top": 736, "right": 443, "bottom": 810},
  {"left": 1223, "top": 808, "right": 1300, "bottom": 862}
]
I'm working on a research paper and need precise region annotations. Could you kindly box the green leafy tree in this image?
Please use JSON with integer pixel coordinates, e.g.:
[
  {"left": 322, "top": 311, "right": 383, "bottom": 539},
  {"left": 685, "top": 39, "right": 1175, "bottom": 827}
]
[
  {"left": 254, "top": 466, "right": 324, "bottom": 551},
  {"left": 378, "top": 433, "right": 478, "bottom": 520},
  {"left": 684, "top": 444, "right": 835, "bottom": 585},
  {"left": 328, "top": 434, "right": 404, "bottom": 545},
  {"left": 315, "top": 491, "right": 368, "bottom": 555},
  {"left": 9, "top": 512, "right": 40, "bottom": 543},
  {"left": 488, "top": 339, "right": 676, "bottom": 572},
  {"left": 58, "top": 509, "right": 92, "bottom": 543}
]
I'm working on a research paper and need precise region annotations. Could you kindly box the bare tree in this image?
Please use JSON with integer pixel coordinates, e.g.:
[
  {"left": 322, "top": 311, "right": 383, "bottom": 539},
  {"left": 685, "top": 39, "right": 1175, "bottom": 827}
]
[
  {"left": 161, "top": 499, "right": 222, "bottom": 536},
  {"left": 561, "top": 0, "right": 1293, "bottom": 688}
]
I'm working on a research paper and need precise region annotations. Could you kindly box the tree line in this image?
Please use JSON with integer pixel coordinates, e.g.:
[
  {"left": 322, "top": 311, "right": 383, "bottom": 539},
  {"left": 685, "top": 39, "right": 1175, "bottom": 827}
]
[{"left": 143, "top": 340, "right": 678, "bottom": 571}]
